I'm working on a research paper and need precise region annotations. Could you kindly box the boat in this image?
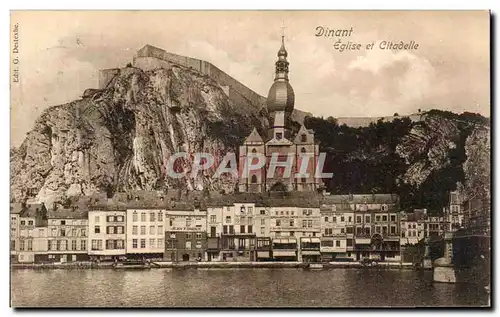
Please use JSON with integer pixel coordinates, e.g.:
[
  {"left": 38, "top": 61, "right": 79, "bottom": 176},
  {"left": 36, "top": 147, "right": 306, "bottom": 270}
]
[{"left": 112, "top": 260, "right": 151, "bottom": 270}]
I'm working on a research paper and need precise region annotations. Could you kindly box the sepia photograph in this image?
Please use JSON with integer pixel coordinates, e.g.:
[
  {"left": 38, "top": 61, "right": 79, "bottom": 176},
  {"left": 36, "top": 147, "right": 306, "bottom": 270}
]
[{"left": 9, "top": 10, "right": 491, "bottom": 308}]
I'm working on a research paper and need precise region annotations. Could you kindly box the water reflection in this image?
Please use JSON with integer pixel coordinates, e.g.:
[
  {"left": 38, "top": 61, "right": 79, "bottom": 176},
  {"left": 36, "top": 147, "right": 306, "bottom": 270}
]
[{"left": 11, "top": 269, "right": 489, "bottom": 307}]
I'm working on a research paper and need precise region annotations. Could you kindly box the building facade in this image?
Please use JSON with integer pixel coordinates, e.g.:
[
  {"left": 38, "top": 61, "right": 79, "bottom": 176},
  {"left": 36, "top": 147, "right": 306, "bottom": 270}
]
[
  {"left": 88, "top": 210, "right": 126, "bottom": 260},
  {"left": 126, "top": 208, "right": 166, "bottom": 259},
  {"left": 47, "top": 209, "right": 89, "bottom": 262}
]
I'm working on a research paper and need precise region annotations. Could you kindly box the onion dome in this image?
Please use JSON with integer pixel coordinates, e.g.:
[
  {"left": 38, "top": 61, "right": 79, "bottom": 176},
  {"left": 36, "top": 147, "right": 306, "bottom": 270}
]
[{"left": 266, "top": 36, "right": 295, "bottom": 114}]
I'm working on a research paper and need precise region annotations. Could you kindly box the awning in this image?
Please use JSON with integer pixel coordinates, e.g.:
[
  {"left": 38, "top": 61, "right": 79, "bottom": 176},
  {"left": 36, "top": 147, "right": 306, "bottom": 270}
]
[
  {"left": 355, "top": 238, "right": 371, "bottom": 244},
  {"left": 272, "top": 238, "right": 297, "bottom": 244},
  {"left": 301, "top": 250, "right": 321, "bottom": 256},
  {"left": 273, "top": 251, "right": 296, "bottom": 257},
  {"left": 257, "top": 251, "right": 270, "bottom": 258}
]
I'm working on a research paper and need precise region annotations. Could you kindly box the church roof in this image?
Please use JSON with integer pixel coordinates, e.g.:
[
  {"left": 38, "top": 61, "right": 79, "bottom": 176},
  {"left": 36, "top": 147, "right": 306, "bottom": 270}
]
[{"left": 244, "top": 127, "right": 264, "bottom": 144}]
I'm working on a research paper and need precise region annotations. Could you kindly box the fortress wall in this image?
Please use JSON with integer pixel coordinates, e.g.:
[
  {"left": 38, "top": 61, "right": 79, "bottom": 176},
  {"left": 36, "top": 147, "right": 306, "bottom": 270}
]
[
  {"left": 98, "top": 68, "right": 120, "bottom": 89},
  {"left": 133, "top": 56, "right": 173, "bottom": 72},
  {"left": 135, "top": 45, "right": 266, "bottom": 110}
]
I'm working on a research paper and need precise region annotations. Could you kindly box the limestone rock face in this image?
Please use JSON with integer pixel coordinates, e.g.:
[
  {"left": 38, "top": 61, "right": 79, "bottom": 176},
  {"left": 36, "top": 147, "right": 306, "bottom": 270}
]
[
  {"left": 396, "top": 113, "right": 460, "bottom": 187},
  {"left": 11, "top": 65, "right": 268, "bottom": 204}
]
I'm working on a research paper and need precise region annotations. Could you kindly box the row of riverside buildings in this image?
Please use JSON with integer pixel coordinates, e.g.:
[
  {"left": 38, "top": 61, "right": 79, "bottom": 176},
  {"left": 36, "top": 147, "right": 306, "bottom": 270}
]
[{"left": 10, "top": 190, "right": 467, "bottom": 264}]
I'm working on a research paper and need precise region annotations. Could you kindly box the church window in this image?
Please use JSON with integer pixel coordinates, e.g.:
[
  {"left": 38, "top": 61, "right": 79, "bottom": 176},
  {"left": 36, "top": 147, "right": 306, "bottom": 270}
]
[
  {"left": 251, "top": 175, "right": 258, "bottom": 184},
  {"left": 301, "top": 134, "right": 307, "bottom": 142}
]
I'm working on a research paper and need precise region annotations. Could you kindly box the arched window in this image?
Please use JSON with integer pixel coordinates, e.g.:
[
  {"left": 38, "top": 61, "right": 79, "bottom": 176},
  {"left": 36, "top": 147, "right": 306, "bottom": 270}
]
[
  {"left": 301, "top": 147, "right": 306, "bottom": 153},
  {"left": 252, "top": 148, "right": 257, "bottom": 154},
  {"left": 251, "top": 175, "right": 258, "bottom": 184},
  {"left": 301, "top": 134, "right": 307, "bottom": 142},
  {"left": 381, "top": 204, "right": 388, "bottom": 211}
]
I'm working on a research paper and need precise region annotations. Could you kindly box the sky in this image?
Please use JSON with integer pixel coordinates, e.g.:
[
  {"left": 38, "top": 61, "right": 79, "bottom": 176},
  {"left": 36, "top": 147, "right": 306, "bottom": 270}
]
[{"left": 10, "top": 11, "right": 490, "bottom": 147}]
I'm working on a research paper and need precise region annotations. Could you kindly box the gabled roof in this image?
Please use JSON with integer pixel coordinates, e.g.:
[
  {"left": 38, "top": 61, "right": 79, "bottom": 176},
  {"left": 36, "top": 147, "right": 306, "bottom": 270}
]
[
  {"left": 294, "top": 125, "right": 315, "bottom": 144},
  {"left": 244, "top": 127, "right": 264, "bottom": 144}
]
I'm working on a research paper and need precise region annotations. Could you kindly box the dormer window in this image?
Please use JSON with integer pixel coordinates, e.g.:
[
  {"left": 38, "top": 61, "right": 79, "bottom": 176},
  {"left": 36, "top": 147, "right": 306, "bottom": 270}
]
[
  {"left": 381, "top": 204, "right": 388, "bottom": 211},
  {"left": 301, "top": 134, "right": 307, "bottom": 142}
]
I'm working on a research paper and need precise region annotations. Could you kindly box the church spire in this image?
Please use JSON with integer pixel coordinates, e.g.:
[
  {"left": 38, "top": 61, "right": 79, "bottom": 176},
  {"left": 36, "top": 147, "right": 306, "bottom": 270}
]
[{"left": 274, "top": 35, "right": 289, "bottom": 81}]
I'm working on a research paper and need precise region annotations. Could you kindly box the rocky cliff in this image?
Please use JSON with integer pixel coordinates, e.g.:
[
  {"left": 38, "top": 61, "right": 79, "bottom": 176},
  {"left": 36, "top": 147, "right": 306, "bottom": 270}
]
[{"left": 11, "top": 65, "right": 272, "bottom": 205}]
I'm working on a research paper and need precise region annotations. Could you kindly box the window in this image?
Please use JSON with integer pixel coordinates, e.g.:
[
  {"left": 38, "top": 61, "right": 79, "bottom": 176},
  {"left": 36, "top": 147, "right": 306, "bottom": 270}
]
[
  {"left": 302, "top": 220, "right": 307, "bottom": 228},
  {"left": 356, "top": 216, "right": 362, "bottom": 224},
  {"left": 301, "top": 177, "right": 306, "bottom": 183},
  {"left": 333, "top": 216, "right": 337, "bottom": 223},
  {"left": 226, "top": 216, "right": 231, "bottom": 224},
  {"left": 61, "top": 220, "right": 66, "bottom": 225},
  {"left": 186, "top": 233, "right": 192, "bottom": 239},
  {"left": 390, "top": 226, "right": 396, "bottom": 235},
  {"left": 196, "top": 241, "right": 202, "bottom": 249},
  {"left": 347, "top": 239, "right": 353, "bottom": 247},
  {"left": 169, "top": 218, "right": 173, "bottom": 226},
  {"left": 106, "top": 240, "right": 114, "bottom": 250},
  {"left": 185, "top": 241, "right": 192, "bottom": 249},
  {"left": 341, "top": 216, "right": 345, "bottom": 222},
  {"left": 196, "top": 233, "right": 203, "bottom": 240},
  {"left": 301, "top": 134, "right": 307, "bottom": 142},
  {"left": 260, "top": 227, "right": 265, "bottom": 235},
  {"left": 150, "top": 226, "right": 155, "bottom": 235},
  {"left": 107, "top": 215, "right": 114, "bottom": 222},
  {"left": 20, "top": 220, "right": 25, "bottom": 226},
  {"left": 365, "top": 216, "right": 371, "bottom": 223},
  {"left": 117, "top": 226, "right": 124, "bottom": 234},
  {"left": 390, "top": 215, "right": 396, "bottom": 222},
  {"left": 376, "top": 226, "right": 381, "bottom": 234},
  {"left": 28, "top": 220, "right": 34, "bottom": 226},
  {"left": 229, "top": 226, "right": 234, "bottom": 234},
  {"left": 248, "top": 225, "right": 253, "bottom": 233},
  {"left": 60, "top": 229, "right": 66, "bottom": 237},
  {"left": 108, "top": 226, "right": 115, "bottom": 234},
  {"left": 381, "top": 205, "right": 388, "bottom": 211},
  {"left": 117, "top": 240, "right": 124, "bottom": 249},
  {"left": 324, "top": 228, "right": 333, "bottom": 235},
  {"left": 376, "top": 215, "right": 381, "bottom": 222},
  {"left": 248, "top": 207, "right": 253, "bottom": 214},
  {"left": 158, "top": 225, "right": 163, "bottom": 233},
  {"left": 346, "top": 227, "right": 353, "bottom": 234},
  {"left": 132, "top": 212, "right": 138, "bottom": 222},
  {"left": 223, "top": 225, "right": 228, "bottom": 234},
  {"left": 240, "top": 225, "right": 246, "bottom": 233},
  {"left": 336, "top": 240, "right": 341, "bottom": 247},
  {"left": 322, "top": 240, "right": 334, "bottom": 247},
  {"left": 150, "top": 212, "right": 156, "bottom": 222},
  {"left": 260, "top": 210, "right": 266, "bottom": 215},
  {"left": 28, "top": 229, "right": 33, "bottom": 237},
  {"left": 149, "top": 239, "right": 156, "bottom": 248},
  {"left": 95, "top": 216, "right": 100, "bottom": 223},
  {"left": 307, "top": 220, "right": 313, "bottom": 228},
  {"left": 72, "top": 228, "right": 77, "bottom": 236},
  {"left": 158, "top": 239, "right": 164, "bottom": 248},
  {"left": 276, "top": 219, "right": 281, "bottom": 226},
  {"left": 140, "top": 226, "right": 146, "bottom": 235},
  {"left": 140, "top": 239, "right": 146, "bottom": 248},
  {"left": 356, "top": 227, "right": 363, "bottom": 235},
  {"left": 324, "top": 217, "right": 328, "bottom": 222},
  {"left": 141, "top": 213, "right": 146, "bottom": 222},
  {"left": 71, "top": 240, "right": 77, "bottom": 251},
  {"left": 348, "top": 216, "right": 352, "bottom": 223},
  {"left": 132, "top": 239, "right": 138, "bottom": 248},
  {"left": 81, "top": 240, "right": 87, "bottom": 250},
  {"left": 210, "top": 215, "right": 217, "bottom": 223},
  {"left": 341, "top": 228, "right": 345, "bottom": 234},
  {"left": 117, "top": 216, "right": 124, "bottom": 222},
  {"left": 261, "top": 219, "right": 265, "bottom": 225},
  {"left": 91, "top": 239, "right": 100, "bottom": 250},
  {"left": 365, "top": 227, "right": 371, "bottom": 235},
  {"left": 186, "top": 218, "right": 192, "bottom": 227},
  {"left": 132, "top": 226, "right": 138, "bottom": 235},
  {"left": 94, "top": 226, "right": 100, "bottom": 234},
  {"left": 251, "top": 175, "right": 258, "bottom": 183},
  {"left": 382, "top": 215, "right": 388, "bottom": 222},
  {"left": 290, "top": 219, "right": 294, "bottom": 226}
]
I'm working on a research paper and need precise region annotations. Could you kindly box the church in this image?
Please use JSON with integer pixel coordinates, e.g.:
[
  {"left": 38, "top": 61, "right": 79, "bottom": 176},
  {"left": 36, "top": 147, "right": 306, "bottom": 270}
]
[{"left": 238, "top": 36, "right": 320, "bottom": 193}]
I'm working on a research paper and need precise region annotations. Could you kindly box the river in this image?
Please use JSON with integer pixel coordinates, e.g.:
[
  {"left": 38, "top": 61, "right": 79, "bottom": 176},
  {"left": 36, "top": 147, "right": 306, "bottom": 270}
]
[{"left": 10, "top": 268, "right": 490, "bottom": 307}]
